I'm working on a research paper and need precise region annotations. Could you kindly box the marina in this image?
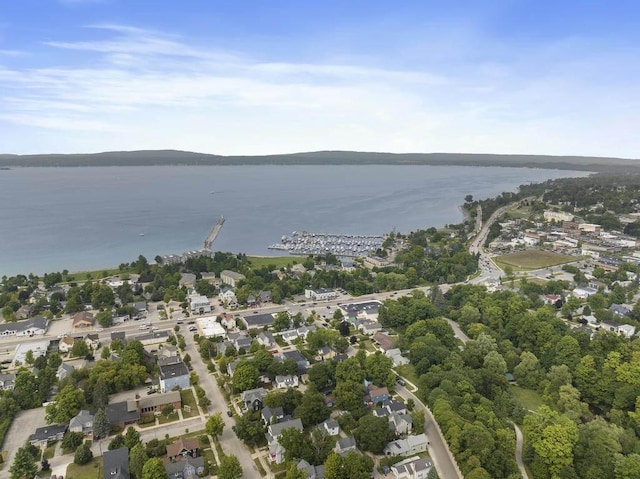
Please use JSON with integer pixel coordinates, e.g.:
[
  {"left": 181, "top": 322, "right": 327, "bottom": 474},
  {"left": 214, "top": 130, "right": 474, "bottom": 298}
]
[{"left": 269, "top": 231, "right": 386, "bottom": 257}]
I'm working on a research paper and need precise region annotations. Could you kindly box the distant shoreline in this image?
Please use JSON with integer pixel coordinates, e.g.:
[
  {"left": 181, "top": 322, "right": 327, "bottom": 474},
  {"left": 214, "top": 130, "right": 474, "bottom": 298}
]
[{"left": 0, "top": 149, "right": 635, "bottom": 173}]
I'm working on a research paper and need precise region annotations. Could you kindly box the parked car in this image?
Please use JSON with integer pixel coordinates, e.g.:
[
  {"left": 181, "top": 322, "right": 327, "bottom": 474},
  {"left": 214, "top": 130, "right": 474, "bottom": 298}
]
[
  {"left": 396, "top": 377, "right": 406, "bottom": 386},
  {"left": 227, "top": 410, "right": 233, "bottom": 417},
  {"left": 189, "top": 326, "right": 197, "bottom": 332}
]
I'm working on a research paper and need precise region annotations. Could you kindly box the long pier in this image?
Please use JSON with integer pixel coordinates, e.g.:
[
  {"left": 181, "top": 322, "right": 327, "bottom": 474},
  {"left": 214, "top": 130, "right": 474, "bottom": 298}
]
[{"left": 204, "top": 216, "right": 225, "bottom": 250}]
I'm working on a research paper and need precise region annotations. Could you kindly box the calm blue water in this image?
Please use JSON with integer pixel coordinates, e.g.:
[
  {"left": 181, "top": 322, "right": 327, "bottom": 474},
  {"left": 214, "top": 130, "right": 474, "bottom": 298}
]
[{"left": 0, "top": 165, "right": 588, "bottom": 276}]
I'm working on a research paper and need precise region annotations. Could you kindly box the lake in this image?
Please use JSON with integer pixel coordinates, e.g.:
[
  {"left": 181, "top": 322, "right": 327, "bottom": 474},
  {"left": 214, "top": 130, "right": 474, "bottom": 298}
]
[{"left": 0, "top": 165, "right": 589, "bottom": 276}]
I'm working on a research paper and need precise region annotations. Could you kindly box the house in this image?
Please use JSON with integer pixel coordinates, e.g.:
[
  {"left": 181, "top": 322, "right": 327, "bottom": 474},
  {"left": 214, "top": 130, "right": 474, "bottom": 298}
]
[
  {"left": 373, "top": 332, "right": 395, "bottom": 351},
  {"left": 138, "top": 391, "right": 182, "bottom": 415},
  {"left": 261, "top": 406, "right": 284, "bottom": 426},
  {"left": 281, "top": 350, "right": 310, "bottom": 373},
  {"left": 305, "top": 288, "right": 338, "bottom": 301},
  {"left": 227, "top": 359, "right": 242, "bottom": 377},
  {"left": 321, "top": 418, "right": 340, "bottom": 436},
  {"left": 179, "top": 273, "right": 197, "bottom": 288},
  {"left": 128, "top": 301, "right": 148, "bottom": 316},
  {"left": 385, "top": 348, "right": 410, "bottom": 366},
  {"left": 133, "top": 330, "right": 170, "bottom": 346},
  {"left": 220, "top": 313, "right": 237, "bottom": 330},
  {"left": 29, "top": 424, "right": 67, "bottom": 447},
  {"left": 335, "top": 436, "right": 357, "bottom": 455},
  {"left": 164, "top": 456, "right": 205, "bottom": 479},
  {"left": 610, "top": 303, "right": 632, "bottom": 317},
  {"left": 339, "top": 301, "right": 382, "bottom": 322},
  {"left": 268, "top": 418, "right": 304, "bottom": 464},
  {"left": 389, "top": 413, "right": 413, "bottom": 435},
  {"left": 16, "top": 304, "right": 34, "bottom": 320},
  {"left": 317, "top": 345, "right": 336, "bottom": 361},
  {"left": 0, "top": 372, "right": 16, "bottom": 390},
  {"left": 69, "top": 410, "right": 94, "bottom": 437},
  {"left": 167, "top": 437, "right": 199, "bottom": 461},
  {"left": 383, "top": 433, "right": 428, "bottom": 457},
  {"left": 58, "top": 336, "right": 75, "bottom": 353},
  {"left": 233, "top": 335, "right": 253, "bottom": 352},
  {"left": 390, "top": 456, "right": 433, "bottom": 479},
  {"left": 367, "top": 384, "right": 389, "bottom": 405},
  {"left": 0, "top": 316, "right": 49, "bottom": 337},
  {"left": 257, "top": 331, "right": 276, "bottom": 348},
  {"left": 281, "top": 330, "right": 299, "bottom": 344},
  {"left": 103, "top": 447, "right": 130, "bottom": 479},
  {"left": 111, "top": 331, "right": 126, "bottom": 343},
  {"left": 573, "top": 287, "right": 598, "bottom": 299},
  {"left": 246, "top": 294, "right": 258, "bottom": 307},
  {"left": 242, "top": 312, "right": 275, "bottom": 329},
  {"left": 56, "top": 363, "right": 75, "bottom": 381},
  {"left": 358, "top": 321, "right": 382, "bottom": 335},
  {"left": 297, "top": 325, "right": 316, "bottom": 340},
  {"left": 159, "top": 361, "right": 190, "bottom": 393},
  {"left": 85, "top": 333, "right": 100, "bottom": 350},
  {"left": 242, "top": 387, "right": 268, "bottom": 411},
  {"left": 158, "top": 355, "right": 182, "bottom": 367},
  {"left": 275, "top": 375, "right": 299, "bottom": 389},
  {"left": 297, "top": 459, "right": 326, "bottom": 479},
  {"left": 106, "top": 400, "right": 141, "bottom": 429},
  {"left": 600, "top": 321, "right": 636, "bottom": 338},
  {"left": 159, "top": 344, "right": 178, "bottom": 358},
  {"left": 258, "top": 290, "right": 272, "bottom": 303},
  {"left": 219, "top": 289, "right": 238, "bottom": 304},
  {"left": 189, "top": 294, "right": 211, "bottom": 315},
  {"left": 73, "top": 312, "right": 94, "bottom": 329},
  {"left": 220, "top": 270, "right": 246, "bottom": 287}
]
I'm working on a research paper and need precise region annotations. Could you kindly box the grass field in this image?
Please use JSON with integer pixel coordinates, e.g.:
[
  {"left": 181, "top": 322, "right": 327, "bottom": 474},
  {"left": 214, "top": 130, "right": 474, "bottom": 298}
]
[
  {"left": 394, "top": 364, "right": 420, "bottom": 388},
  {"left": 494, "top": 251, "right": 577, "bottom": 271},
  {"left": 181, "top": 389, "right": 199, "bottom": 417},
  {"left": 511, "top": 386, "right": 545, "bottom": 412},
  {"left": 247, "top": 256, "right": 298, "bottom": 269},
  {"left": 66, "top": 457, "right": 103, "bottom": 479}
]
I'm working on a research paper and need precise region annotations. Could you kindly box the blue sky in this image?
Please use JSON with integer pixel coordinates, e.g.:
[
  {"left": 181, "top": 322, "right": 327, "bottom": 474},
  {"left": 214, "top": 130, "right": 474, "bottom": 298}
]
[{"left": 0, "top": 0, "right": 638, "bottom": 157}]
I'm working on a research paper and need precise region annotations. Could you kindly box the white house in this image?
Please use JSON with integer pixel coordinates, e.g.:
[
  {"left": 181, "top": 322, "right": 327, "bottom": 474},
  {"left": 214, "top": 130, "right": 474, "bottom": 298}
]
[
  {"left": 305, "top": 288, "right": 338, "bottom": 301},
  {"left": 58, "top": 336, "right": 75, "bottom": 353},
  {"left": 189, "top": 294, "right": 211, "bottom": 315},
  {"left": 268, "top": 418, "right": 303, "bottom": 464},
  {"left": 573, "top": 287, "right": 598, "bottom": 299},
  {"left": 275, "top": 375, "right": 299, "bottom": 389},
  {"left": 321, "top": 419, "right": 340, "bottom": 436},
  {"left": 391, "top": 456, "right": 433, "bottom": 479},
  {"left": 600, "top": 321, "right": 636, "bottom": 338}
]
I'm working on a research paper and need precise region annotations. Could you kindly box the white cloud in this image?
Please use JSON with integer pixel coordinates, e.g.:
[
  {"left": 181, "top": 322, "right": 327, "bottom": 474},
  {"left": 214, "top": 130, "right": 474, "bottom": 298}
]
[{"left": 0, "top": 23, "right": 639, "bottom": 158}]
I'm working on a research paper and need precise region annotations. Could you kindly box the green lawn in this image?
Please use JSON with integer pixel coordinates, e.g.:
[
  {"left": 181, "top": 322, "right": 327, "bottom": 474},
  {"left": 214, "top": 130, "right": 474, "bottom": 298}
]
[
  {"left": 43, "top": 442, "right": 57, "bottom": 460},
  {"left": 181, "top": 389, "right": 199, "bottom": 417},
  {"left": 394, "top": 364, "right": 420, "bottom": 388},
  {"left": 511, "top": 386, "right": 545, "bottom": 412},
  {"left": 66, "top": 267, "right": 135, "bottom": 283},
  {"left": 494, "top": 251, "right": 578, "bottom": 271},
  {"left": 66, "top": 457, "right": 103, "bottom": 479},
  {"left": 158, "top": 412, "right": 180, "bottom": 425},
  {"left": 246, "top": 256, "right": 297, "bottom": 270}
]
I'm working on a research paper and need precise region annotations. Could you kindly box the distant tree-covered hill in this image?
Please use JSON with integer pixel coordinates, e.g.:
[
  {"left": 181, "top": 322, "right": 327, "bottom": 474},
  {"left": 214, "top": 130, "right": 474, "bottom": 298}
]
[{"left": 0, "top": 149, "right": 638, "bottom": 173}]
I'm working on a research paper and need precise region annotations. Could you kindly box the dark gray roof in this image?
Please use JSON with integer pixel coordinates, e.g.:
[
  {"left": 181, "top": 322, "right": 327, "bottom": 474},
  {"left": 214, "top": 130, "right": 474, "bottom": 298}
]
[
  {"left": 0, "top": 316, "right": 48, "bottom": 334},
  {"left": 165, "top": 456, "right": 204, "bottom": 476},
  {"left": 340, "top": 301, "right": 381, "bottom": 317},
  {"left": 337, "top": 436, "right": 356, "bottom": 450},
  {"left": 106, "top": 401, "right": 140, "bottom": 425},
  {"left": 103, "top": 447, "right": 130, "bottom": 479},
  {"left": 244, "top": 313, "right": 275, "bottom": 327},
  {"left": 29, "top": 424, "right": 67, "bottom": 442},
  {"left": 111, "top": 331, "right": 126, "bottom": 341},
  {"left": 160, "top": 361, "right": 189, "bottom": 379},
  {"left": 133, "top": 331, "right": 170, "bottom": 342}
]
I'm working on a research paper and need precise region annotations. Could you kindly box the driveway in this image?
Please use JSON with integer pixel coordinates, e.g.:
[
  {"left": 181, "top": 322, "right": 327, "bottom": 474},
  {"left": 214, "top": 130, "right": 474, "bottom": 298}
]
[{"left": 2, "top": 406, "right": 46, "bottom": 473}]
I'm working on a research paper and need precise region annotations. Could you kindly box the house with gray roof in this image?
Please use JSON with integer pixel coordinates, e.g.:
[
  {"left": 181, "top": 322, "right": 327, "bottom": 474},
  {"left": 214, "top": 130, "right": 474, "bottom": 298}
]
[
  {"left": 391, "top": 456, "right": 433, "bottom": 479},
  {"left": 267, "top": 418, "right": 304, "bottom": 464},
  {"left": 103, "top": 447, "right": 130, "bottom": 479},
  {"left": 159, "top": 360, "right": 190, "bottom": 393},
  {"left": 383, "top": 433, "right": 428, "bottom": 457},
  {"left": 69, "top": 410, "right": 94, "bottom": 437},
  {"left": 242, "top": 312, "right": 275, "bottom": 329},
  {"left": 242, "top": 387, "right": 268, "bottom": 411},
  {"left": 0, "top": 316, "right": 49, "bottom": 337},
  {"left": 321, "top": 418, "right": 339, "bottom": 436},
  {"left": 261, "top": 406, "right": 284, "bottom": 426},
  {"left": 29, "top": 424, "right": 67, "bottom": 447},
  {"left": 257, "top": 331, "right": 276, "bottom": 348},
  {"left": 0, "top": 372, "right": 16, "bottom": 390},
  {"left": 335, "top": 436, "right": 357, "bottom": 455},
  {"left": 164, "top": 456, "right": 205, "bottom": 479},
  {"left": 56, "top": 363, "right": 74, "bottom": 381},
  {"left": 297, "top": 459, "right": 325, "bottom": 479}
]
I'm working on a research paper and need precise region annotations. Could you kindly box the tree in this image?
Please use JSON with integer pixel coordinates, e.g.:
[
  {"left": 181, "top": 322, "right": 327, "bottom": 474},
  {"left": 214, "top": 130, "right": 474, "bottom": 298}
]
[
  {"left": 9, "top": 446, "right": 37, "bottom": 479},
  {"left": 278, "top": 427, "right": 313, "bottom": 463},
  {"left": 74, "top": 442, "right": 93, "bottom": 465},
  {"left": 161, "top": 404, "right": 174, "bottom": 417},
  {"left": 129, "top": 443, "right": 148, "bottom": 479},
  {"left": 96, "top": 310, "right": 113, "bottom": 328},
  {"left": 206, "top": 412, "right": 225, "bottom": 440},
  {"left": 411, "top": 409, "right": 426, "bottom": 433},
  {"left": 284, "top": 464, "right": 308, "bottom": 479},
  {"left": 124, "top": 426, "right": 142, "bottom": 449},
  {"left": 71, "top": 339, "right": 90, "bottom": 358},
  {"left": 218, "top": 454, "right": 243, "bottom": 479},
  {"left": 93, "top": 408, "right": 111, "bottom": 439},
  {"left": 324, "top": 451, "right": 373, "bottom": 479},
  {"left": 233, "top": 411, "right": 266, "bottom": 447},
  {"left": 338, "top": 320, "right": 350, "bottom": 336},
  {"left": 295, "top": 388, "right": 331, "bottom": 427},
  {"left": 308, "top": 362, "right": 333, "bottom": 391},
  {"left": 574, "top": 417, "right": 622, "bottom": 479},
  {"left": 353, "top": 415, "right": 394, "bottom": 453},
  {"left": 364, "top": 352, "right": 393, "bottom": 387},
  {"left": 93, "top": 380, "right": 109, "bottom": 409},
  {"left": 46, "top": 384, "right": 85, "bottom": 423},
  {"left": 273, "top": 311, "right": 291, "bottom": 332},
  {"left": 233, "top": 362, "right": 260, "bottom": 392},
  {"left": 108, "top": 434, "right": 125, "bottom": 450},
  {"left": 141, "top": 458, "right": 167, "bottom": 479},
  {"left": 614, "top": 453, "right": 640, "bottom": 479}
]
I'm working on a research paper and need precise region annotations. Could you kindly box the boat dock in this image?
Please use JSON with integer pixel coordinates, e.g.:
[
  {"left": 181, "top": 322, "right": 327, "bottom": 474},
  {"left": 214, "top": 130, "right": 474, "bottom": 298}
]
[
  {"left": 204, "top": 215, "right": 225, "bottom": 250},
  {"left": 269, "top": 230, "right": 385, "bottom": 257}
]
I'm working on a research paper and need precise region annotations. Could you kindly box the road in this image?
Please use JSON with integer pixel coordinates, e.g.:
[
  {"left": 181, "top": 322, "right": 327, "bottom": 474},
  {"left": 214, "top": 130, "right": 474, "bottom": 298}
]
[
  {"left": 512, "top": 421, "right": 529, "bottom": 479},
  {"left": 183, "top": 327, "right": 261, "bottom": 479},
  {"left": 394, "top": 384, "right": 463, "bottom": 479}
]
